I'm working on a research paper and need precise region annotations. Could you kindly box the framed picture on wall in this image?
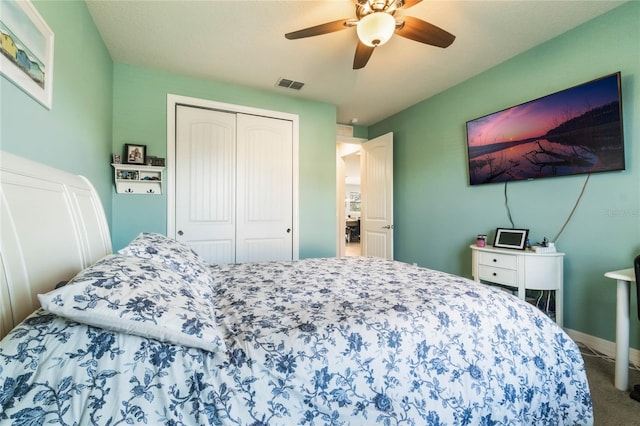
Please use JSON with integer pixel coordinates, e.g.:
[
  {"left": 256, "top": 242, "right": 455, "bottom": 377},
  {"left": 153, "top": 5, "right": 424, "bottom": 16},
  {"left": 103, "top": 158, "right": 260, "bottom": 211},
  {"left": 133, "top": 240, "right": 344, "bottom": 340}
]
[
  {"left": 125, "top": 144, "right": 146, "bottom": 165},
  {"left": 0, "top": 0, "right": 55, "bottom": 109}
]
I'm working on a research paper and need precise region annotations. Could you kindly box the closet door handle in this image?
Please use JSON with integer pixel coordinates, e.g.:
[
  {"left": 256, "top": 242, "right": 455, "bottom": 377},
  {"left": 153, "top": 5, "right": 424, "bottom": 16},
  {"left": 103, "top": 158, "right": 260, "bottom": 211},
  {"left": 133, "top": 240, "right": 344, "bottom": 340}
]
[
  {"left": 177, "top": 230, "right": 184, "bottom": 236},
  {"left": 286, "top": 228, "right": 291, "bottom": 233}
]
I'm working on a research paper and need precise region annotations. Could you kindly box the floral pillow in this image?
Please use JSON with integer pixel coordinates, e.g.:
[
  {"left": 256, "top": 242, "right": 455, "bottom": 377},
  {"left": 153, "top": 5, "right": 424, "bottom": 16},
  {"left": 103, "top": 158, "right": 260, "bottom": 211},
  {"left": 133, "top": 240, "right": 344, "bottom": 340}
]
[
  {"left": 118, "top": 232, "right": 213, "bottom": 290},
  {"left": 38, "top": 254, "right": 226, "bottom": 353}
]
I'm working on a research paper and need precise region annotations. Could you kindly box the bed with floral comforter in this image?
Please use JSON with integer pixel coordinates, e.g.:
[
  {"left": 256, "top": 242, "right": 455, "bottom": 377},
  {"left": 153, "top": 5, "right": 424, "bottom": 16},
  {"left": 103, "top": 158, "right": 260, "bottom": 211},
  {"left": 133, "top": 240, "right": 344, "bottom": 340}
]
[{"left": 0, "top": 233, "right": 592, "bottom": 425}]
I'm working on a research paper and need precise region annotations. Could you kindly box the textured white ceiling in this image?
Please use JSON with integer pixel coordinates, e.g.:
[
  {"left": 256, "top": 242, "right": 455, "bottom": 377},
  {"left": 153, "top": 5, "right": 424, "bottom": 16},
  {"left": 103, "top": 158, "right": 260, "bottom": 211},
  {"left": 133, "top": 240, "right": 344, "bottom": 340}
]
[{"left": 86, "top": 0, "right": 626, "bottom": 126}]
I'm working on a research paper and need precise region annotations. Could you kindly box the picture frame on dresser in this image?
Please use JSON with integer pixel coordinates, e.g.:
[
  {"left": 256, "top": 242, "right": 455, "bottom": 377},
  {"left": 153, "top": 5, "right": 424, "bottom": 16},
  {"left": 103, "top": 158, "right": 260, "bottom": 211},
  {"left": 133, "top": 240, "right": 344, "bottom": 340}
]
[{"left": 493, "top": 228, "right": 528, "bottom": 250}]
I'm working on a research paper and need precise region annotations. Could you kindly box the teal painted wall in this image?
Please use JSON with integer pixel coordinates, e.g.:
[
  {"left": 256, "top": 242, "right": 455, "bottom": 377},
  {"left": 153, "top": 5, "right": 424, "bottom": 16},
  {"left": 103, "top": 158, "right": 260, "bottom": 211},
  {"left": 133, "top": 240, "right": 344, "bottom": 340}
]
[
  {"left": 111, "top": 64, "right": 337, "bottom": 258},
  {"left": 369, "top": 2, "right": 640, "bottom": 348},
  {"left": 352, "top": 125, "right": 368, "bottom": 139},
  {"left": 0, "top": 1, "right": 113, "bottom": 224},
  {"left": 2, "top": 1, "right": 637, "bottom": 350}
]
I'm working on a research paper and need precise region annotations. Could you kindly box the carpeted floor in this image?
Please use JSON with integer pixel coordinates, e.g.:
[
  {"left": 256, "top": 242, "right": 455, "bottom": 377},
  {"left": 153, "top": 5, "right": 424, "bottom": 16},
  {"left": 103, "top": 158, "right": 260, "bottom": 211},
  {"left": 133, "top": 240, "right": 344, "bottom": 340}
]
[{"left": 580, "top": 343, "right": 640, "bottom": 425}]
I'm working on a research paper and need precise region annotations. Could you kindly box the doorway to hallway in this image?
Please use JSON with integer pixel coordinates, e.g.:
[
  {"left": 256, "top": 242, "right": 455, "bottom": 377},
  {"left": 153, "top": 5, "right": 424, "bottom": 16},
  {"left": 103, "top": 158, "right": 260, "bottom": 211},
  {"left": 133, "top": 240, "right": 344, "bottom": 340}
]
[{"left": 337, "top": 132, "right": 393, "bottom": 259}]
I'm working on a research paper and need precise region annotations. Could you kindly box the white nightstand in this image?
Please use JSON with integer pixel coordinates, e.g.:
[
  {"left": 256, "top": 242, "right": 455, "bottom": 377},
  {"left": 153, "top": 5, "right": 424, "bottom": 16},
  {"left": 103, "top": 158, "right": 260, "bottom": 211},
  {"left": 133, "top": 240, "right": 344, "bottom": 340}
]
[{"left": 470, "top": 244, "right": 565, "bottom": 326}]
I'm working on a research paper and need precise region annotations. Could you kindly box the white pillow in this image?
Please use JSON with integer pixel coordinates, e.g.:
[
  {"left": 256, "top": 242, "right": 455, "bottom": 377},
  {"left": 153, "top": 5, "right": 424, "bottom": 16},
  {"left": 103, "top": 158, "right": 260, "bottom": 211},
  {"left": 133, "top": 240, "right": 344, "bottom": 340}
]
[
  {"left": 118, "top": 232, "right": 213, "bottom": 290},
  {"left": 38, "top": 254, "right": 225, "bottom": 353}
]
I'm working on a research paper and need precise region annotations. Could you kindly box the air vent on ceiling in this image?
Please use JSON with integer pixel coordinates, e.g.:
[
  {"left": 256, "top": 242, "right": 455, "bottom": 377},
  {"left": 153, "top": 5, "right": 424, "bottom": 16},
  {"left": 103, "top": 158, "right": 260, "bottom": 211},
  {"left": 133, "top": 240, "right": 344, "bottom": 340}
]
[{"left": 276, "top": 78, "right": 304, "bottom": 91}]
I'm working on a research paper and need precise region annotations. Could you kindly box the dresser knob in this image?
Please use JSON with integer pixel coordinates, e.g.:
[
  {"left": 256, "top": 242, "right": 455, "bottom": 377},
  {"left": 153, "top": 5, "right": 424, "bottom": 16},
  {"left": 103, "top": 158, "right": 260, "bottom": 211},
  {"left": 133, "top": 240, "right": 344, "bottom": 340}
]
[{"left": 493, "top": 258, "right": 497, "bottom": 262}]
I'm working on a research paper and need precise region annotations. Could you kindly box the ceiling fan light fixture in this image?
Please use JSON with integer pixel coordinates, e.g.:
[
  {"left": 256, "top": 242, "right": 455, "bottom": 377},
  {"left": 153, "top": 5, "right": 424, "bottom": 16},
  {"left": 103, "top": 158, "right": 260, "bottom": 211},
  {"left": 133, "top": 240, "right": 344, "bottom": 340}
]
[{"left": 356, "top": 12, "right": 396, "bottom": 47}]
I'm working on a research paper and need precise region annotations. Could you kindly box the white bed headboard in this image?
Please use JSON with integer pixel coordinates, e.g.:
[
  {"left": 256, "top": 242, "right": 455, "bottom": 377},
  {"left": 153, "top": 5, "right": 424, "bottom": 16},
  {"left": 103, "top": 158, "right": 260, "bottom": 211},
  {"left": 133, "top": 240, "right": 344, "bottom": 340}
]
[{"left": 0, "top": 152, "right": 112, "bottom": 339}]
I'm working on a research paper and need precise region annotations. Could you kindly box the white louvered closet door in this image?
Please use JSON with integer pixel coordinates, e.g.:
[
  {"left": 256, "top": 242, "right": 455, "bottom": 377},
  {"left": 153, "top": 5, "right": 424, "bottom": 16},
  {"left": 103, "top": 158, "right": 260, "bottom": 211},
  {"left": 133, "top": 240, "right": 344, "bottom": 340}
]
[
  {"left": 236, "top": 114, "right": 293, "bottom": 263},
  {"left": 176, "top": 106, "right": 237, "bottom": 264},
  {"left": 175, "top": 105, "right": 293, "bottom": 264}
]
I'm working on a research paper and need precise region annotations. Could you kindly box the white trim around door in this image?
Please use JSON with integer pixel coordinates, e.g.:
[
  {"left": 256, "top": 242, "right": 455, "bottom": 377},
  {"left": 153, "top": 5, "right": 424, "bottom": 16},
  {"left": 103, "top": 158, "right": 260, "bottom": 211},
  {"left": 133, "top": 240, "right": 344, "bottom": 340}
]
[{"left": 166, "top": 94, "right": 300, "bottom": 260}]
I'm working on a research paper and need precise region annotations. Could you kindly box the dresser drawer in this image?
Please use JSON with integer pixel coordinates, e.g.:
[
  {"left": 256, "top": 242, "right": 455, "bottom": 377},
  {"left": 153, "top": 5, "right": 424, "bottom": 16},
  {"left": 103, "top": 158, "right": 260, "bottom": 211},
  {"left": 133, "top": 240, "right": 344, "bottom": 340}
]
[
  {"left": 478, "top": 251, "right": 517, "bottom": 269},
  {"left": 478, "top": 265, "right": 518, "bottom": 286}
]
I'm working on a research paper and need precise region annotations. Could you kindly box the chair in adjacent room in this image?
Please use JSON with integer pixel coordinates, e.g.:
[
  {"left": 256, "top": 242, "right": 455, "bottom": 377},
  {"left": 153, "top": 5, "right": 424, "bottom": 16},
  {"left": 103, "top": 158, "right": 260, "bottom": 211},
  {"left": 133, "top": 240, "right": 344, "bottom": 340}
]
[
  {"left": 631, "top": 254, "right": 640, "bottom": 403},
  {"left": 346, "top": 218, "right": 360, "bottom": 244},
  {"left": 351, "top": 219, "right": 360, "bottom": 243}
]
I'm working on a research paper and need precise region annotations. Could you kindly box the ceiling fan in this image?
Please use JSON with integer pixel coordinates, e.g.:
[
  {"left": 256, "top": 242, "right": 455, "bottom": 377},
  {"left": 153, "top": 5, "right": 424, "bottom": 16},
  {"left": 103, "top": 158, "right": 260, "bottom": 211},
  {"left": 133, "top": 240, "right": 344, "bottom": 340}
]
[{"left": 285, "top": 0, "right": 455, "bottom": 70}]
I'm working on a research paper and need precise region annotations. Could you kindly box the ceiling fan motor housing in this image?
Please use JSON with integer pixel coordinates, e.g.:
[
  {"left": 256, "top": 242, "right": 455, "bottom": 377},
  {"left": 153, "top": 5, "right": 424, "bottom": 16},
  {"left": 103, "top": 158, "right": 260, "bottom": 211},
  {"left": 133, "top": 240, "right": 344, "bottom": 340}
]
[{"left": 356, "top": 0, "right": 399, "bottom": 19}]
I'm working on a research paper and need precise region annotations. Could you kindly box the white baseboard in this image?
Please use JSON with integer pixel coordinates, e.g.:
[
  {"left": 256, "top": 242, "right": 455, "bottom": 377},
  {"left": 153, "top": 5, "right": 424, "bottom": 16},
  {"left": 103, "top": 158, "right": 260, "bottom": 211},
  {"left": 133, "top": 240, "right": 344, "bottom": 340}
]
[{"left": 565, "top": 328, "right": 640, "bottom": 368}]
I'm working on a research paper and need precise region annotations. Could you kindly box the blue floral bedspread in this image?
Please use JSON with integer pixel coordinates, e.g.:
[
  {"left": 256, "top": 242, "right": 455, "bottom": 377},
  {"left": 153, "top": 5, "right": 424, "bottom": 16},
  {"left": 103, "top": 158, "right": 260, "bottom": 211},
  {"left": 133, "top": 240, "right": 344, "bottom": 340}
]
[{"left": 0, "top": 256, "right": 593, "bottom": 425}]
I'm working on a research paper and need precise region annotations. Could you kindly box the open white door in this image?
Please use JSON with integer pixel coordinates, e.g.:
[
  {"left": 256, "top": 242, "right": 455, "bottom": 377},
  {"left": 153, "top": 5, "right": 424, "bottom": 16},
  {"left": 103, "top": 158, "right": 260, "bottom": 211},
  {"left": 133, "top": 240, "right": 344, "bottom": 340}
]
[
  {"left": 336, "top": 141, "right": 363, "bottom": 257},
  {"left": 360, "top": 132, "right": 393, "bottom": 259}
]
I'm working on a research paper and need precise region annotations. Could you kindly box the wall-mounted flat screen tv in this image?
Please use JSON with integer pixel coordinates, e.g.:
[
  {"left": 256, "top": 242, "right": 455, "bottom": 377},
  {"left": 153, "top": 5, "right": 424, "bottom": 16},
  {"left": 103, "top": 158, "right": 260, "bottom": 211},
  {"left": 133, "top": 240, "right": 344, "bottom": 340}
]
[{"left": 466, "top": 72, "right": 625, "bottom": 185}]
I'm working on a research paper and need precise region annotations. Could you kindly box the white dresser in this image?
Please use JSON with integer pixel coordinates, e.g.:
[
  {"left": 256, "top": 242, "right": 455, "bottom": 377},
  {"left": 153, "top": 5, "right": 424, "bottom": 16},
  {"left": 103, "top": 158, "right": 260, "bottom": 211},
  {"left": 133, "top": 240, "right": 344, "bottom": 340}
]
[{"left": 470, "top": 244, "right": 565, "bottom": 326}]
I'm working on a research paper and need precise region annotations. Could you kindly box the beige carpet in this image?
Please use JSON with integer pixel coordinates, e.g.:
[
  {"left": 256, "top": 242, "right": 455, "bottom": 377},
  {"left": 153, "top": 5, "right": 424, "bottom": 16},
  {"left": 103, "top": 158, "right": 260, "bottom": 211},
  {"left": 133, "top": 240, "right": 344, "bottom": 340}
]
[{"left": 580, "top": 343, "right": 640, "bottom": 425}]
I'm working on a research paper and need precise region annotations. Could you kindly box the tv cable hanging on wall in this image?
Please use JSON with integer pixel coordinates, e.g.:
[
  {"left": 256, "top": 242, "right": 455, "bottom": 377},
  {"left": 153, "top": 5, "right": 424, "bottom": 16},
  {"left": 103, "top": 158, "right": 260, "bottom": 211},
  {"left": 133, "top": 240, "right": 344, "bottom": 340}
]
[{"left": 502, "top": 173, "right": 590, "bottom": 244}]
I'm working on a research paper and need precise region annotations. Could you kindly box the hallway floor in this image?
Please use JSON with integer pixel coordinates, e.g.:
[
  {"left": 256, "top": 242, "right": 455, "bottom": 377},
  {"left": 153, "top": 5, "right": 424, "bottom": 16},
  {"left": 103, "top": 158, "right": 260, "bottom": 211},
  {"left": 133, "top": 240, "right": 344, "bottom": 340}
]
[{"left": 345, "top": 242, "right": 361, "bottom": 257}]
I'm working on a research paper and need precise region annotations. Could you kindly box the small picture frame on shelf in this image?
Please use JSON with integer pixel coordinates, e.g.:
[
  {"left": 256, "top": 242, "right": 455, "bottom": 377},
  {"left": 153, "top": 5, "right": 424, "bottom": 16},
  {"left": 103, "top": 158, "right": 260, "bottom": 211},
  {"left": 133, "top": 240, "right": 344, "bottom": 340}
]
[
  {"left": 112, "top": 153, "right": 121, "bottom": 164},
  {"left": 493, "top": 228, "right": 529, "bottom": 250},
  {"left": 146, "top": 155, "right": 165, "bottom": 167},
  {"left": 124, "top": 144, "right": 146, "bottom": 165},
  {"left": 152, "top": 157, "right": 165, "bottom": 167}
]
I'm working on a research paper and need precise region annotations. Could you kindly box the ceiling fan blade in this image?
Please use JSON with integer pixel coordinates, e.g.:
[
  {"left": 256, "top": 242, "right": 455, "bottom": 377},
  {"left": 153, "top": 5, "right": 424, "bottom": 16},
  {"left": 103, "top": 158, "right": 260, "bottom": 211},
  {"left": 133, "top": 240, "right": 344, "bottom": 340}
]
[
  {"left": 285, "top": 19, "right": 351, "bottom": 40},
  {"left": 396, "top": 16, "right": 455, "bottom": 48},
  {"left": 398, "top": 0, "right": 423, "bottom": 9},
  {"left": 353, "top": 41, "right": 375, "bottom": 69}
]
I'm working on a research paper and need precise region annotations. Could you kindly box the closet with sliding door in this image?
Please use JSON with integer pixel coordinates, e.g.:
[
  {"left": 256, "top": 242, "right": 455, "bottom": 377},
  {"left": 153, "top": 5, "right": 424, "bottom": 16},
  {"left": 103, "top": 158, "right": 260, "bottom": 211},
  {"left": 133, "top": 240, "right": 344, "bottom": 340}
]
[{"left": 173, "top": 104, "right": 294, "bottom": 264}]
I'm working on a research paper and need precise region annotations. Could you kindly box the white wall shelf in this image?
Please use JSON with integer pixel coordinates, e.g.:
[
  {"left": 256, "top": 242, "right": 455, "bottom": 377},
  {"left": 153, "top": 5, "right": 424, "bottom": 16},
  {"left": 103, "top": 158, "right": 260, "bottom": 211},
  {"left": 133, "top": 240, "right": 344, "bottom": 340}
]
[{"left": 112, "top": 163, "right": 163, "bottom": 195}]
